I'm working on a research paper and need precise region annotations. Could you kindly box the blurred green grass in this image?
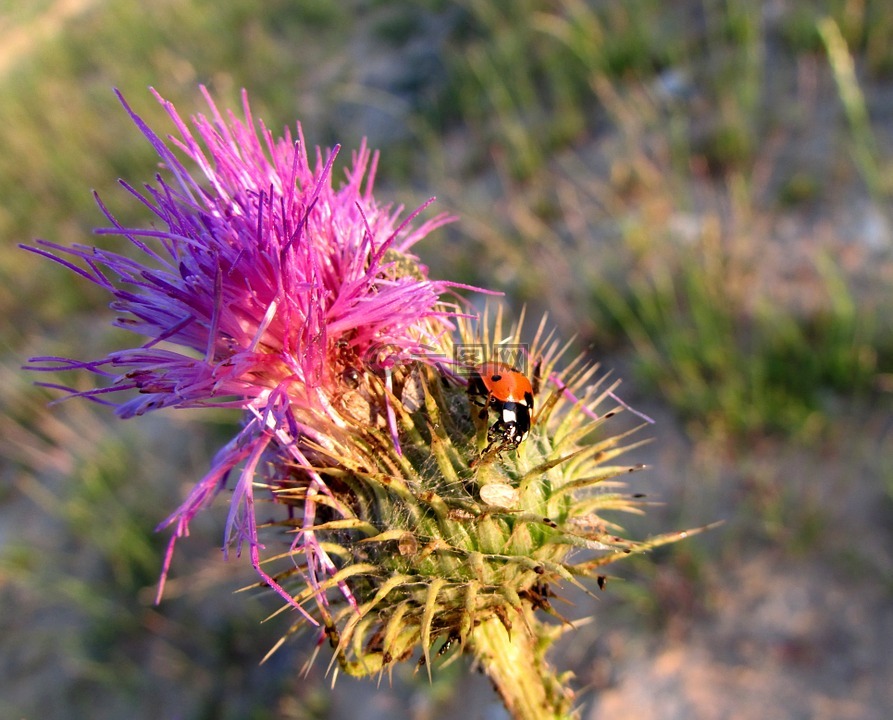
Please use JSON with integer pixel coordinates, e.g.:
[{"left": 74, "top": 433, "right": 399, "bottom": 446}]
[{"left": 3, "top": 1, "right": 893, "bottom": 718}]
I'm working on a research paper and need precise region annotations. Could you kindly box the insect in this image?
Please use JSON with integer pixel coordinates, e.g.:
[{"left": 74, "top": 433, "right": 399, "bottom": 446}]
[{"left": 467, "top": 362, "right": 535, "bottom": 451}]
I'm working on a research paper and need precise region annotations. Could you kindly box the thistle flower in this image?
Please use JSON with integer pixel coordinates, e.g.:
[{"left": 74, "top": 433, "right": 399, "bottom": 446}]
[
  {"left": 23, "top": 86, "right": 466, "bottom": 618},
  {"left": 25, "top": 88, "right": 697, "bottom": 719}
]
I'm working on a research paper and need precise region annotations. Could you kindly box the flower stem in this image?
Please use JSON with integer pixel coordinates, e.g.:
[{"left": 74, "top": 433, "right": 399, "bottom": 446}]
[{"left": 470, "top": 614, "right": 576, "bottom": 720}]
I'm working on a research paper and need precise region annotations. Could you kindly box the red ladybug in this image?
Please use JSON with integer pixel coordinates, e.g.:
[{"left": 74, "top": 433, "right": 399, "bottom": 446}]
[{"left": 467, "top": 362, "right": 534, "bottom": 449}]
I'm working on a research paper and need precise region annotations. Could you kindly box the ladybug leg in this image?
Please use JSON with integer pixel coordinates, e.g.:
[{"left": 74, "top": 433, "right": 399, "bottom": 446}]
[
  {"left": 468, "top": 394, "right": 488, "bottom": 409},
  {"left": 467, "top": 393, "right": 493, "bottom": 450},
  {"left": 531, "top": 357, "right": 543, "bottom": 397}
]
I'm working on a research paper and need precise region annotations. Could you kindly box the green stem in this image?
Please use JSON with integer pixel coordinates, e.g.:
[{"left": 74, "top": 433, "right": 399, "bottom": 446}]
[{"left": 469, "top": 614, "right": 576, "bottom": 720}]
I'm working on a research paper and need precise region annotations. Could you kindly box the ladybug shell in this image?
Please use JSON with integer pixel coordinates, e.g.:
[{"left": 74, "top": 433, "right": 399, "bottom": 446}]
[{"left": 468, "top": 362, "right": 534, "bottom": 445}]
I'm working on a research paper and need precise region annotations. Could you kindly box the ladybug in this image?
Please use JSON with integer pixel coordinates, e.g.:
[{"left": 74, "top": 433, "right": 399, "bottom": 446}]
[{"left": 467, "top": 362, "right": 534, "bottom": 450}]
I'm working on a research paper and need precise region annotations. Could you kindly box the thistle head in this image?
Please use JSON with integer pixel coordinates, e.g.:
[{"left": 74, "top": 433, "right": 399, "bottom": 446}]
[{"left": 24, "top": 88, "right": 694, "bottom": 713}]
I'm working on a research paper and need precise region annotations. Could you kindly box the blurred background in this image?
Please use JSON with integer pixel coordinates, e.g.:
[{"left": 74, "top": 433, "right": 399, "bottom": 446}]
[{"left": 2, "top": 1, "right": 892, "bottom": 718}]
